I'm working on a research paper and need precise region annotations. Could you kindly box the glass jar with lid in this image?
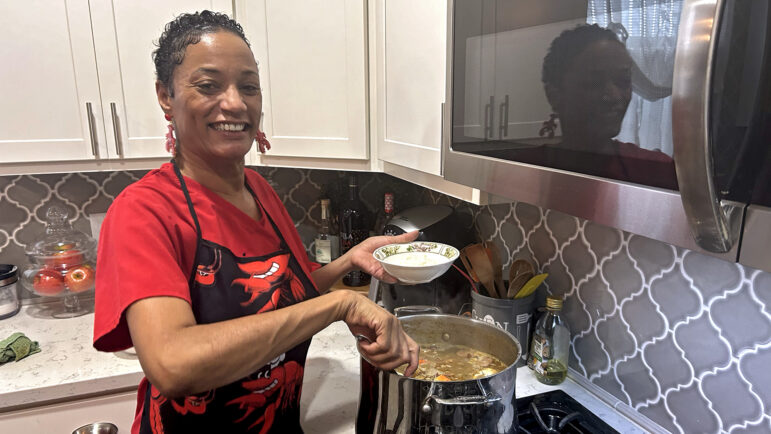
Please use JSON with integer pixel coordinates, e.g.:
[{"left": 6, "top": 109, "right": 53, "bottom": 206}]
[
  {"left": 0, "top": 265, "right": 20, "bottom": 320},
  {"left": 20, "top": 206, "right": 96, "bottom": 317}
]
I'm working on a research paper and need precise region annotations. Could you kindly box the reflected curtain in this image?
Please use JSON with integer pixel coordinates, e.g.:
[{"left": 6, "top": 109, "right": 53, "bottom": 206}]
[{"left": 587, "top": 0, "right": 682, "bottom": 155}]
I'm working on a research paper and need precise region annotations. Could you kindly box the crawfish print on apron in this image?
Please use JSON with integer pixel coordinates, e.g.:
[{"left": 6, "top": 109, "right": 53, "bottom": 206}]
[{"left": 139, "top": 162, "right": 319, "bottom": 434}]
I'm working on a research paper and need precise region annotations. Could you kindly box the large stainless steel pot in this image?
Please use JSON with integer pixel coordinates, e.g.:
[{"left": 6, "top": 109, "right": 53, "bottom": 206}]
[{"left": 365, "top": 314, "right": 522, "bottom": 434}]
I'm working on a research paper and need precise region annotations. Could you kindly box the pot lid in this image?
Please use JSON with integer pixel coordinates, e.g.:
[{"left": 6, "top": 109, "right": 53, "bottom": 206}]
[{"left": 25, "top": 206, "right": 96, "bottom": 259}]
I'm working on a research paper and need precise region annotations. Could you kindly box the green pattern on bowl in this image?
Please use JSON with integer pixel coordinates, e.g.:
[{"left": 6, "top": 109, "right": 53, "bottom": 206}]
[
  {"left": 442, "top": 247, "right": 458, "bottom": 259},
  {"left": 405, "top": 242, "right": 437, "bottom": 252},
  {"left": 374, "top": 242, "right": 459, "bottom": 262},
  {"left": 377, "top": 245, "right": 401, "bottom": 258}
]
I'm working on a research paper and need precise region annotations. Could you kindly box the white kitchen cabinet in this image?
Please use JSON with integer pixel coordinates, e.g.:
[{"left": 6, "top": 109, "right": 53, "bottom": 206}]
[
  {"left": 0, "top": 0, "right": 107, "bottom": 164},
  {"left": 372, "top": 0, "right": 497, "bottom": 205},
  {"left": 374, "top": 0, "right": 447, "bottom": 176},
  {"left": 0, "top": 389, "right": 137, "bottom": 433},
  {"left": 0, "top": 0, "right": 230, "bottom": 173},
  {"left": 239, "top": 0, "right": 370, "bottom": 169}
]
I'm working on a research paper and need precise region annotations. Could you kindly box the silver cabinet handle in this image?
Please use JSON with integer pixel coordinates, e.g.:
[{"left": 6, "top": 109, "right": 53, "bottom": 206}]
[
  {"left": 484, "top": 96, "right": 494, "bottom": 139},
  {"left": 85, "top": 102, "right": 98, "bottom": 157},
  {"left": 672, "top": 0, "right": 742, "bottom": 253},
  {"left": 440, "top": 102, "right": 445, "bottom": 176},
  {"left": 110, "top": 102, "right": 123, "bottom": 157},
  {"left": 498, "top": 94, "right": 509, "bottom": 138}
]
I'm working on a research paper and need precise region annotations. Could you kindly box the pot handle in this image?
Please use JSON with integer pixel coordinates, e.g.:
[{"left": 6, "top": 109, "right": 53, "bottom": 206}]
[
  {"left": 420, "top": 380, "right": 501, "bottom": 414},
  {"left": 393, "top": 305, "right": 441, "bottom": 318}
]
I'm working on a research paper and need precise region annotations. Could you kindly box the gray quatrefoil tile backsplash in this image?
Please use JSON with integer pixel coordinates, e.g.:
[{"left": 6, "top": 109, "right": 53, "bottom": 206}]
[{"left": 1, "top": 167, "right": 771, "bottom": 433}]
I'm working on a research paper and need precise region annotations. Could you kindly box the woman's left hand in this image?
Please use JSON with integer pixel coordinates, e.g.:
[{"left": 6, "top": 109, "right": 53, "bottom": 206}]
[{"left": 347, "top": 231, "right": 419, "bottom": 283}]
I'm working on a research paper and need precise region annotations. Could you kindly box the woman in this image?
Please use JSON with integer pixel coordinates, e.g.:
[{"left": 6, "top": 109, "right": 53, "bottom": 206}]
[{"left": 93, "top": 11, "right": 419, "bottom": 433}]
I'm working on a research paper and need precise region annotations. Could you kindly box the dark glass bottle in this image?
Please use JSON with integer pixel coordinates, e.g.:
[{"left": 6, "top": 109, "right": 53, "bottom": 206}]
[
  {"left": 372, "top": 192, "right": 395, "bottom": 236},
  {"left": 340, "top": 174, "right": 371, "bottom": 286}
]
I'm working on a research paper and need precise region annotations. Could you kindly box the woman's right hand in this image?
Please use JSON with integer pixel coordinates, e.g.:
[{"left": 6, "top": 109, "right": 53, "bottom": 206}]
[{"left": 341, "top": 291, "right": 419, "bottom": 377}]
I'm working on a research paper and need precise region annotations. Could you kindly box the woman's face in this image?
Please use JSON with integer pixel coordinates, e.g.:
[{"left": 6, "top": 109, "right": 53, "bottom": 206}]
[
  {"left": 157, "top": 31, "right": 262, "bottom": 162},
  {"left": 552, "top": 39, "right": 632, "bottom": 143}
]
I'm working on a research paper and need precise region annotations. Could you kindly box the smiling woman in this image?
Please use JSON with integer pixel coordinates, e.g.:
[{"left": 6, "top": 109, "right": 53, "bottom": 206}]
[
  {"left": 92, "top": 10, "right": 419, "bottom": 434},
  {"left": 155, "top": 24, "right": 263, "bottom": 167}
]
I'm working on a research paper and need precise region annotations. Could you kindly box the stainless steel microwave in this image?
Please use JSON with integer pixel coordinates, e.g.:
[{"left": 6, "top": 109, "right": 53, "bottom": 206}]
[{"left": 442, "top": 0, "right": 771, "bottom": 272}]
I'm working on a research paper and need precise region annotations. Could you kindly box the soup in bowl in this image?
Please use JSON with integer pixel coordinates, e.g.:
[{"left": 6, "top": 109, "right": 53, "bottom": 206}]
[{"left": 373, "top": 242, "right": 459, "bottom": 284}]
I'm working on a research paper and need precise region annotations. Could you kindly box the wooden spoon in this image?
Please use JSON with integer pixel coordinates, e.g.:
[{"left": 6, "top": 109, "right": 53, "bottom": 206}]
[
  {"left": 461, "top": 243, "right": 499, "bottom": 298},
  {"left": 507, "top": 259, "right": 535, "bottom": 297},
  {"left": 483, "top": 241, "right": 506, "bottom": 298},
  {"left": 507, "top": 271, "right": 534, "bottom": 299},
  {"left": 459, "top": 250, "right": 481, "bottom": 287}
]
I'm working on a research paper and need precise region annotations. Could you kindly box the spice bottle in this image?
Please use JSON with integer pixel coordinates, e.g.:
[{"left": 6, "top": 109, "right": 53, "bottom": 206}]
[{"left": 528, "top": 296, "right": 570, "bottom": 385}]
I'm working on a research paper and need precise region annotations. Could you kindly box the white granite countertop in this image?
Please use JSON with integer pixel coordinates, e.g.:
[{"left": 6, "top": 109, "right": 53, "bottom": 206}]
[
  {"left": 0, "top": 302, "right": 143, "bottom": 410},
  {"left": 0, "top": 304, "right": 645, "bottom": 433}
]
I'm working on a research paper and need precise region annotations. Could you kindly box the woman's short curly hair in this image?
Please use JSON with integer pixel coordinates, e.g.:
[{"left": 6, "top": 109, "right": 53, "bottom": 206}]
[
  {"left": 542, "top": 24, "right": 622, "bottom": 90},
  {"left": 153, "top": 10, "right": 250, "bottom": 94}
]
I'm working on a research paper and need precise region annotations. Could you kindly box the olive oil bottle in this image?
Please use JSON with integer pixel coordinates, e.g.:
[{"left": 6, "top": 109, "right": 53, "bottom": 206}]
[{"left": 528, "top": 296, "right": 570, "bottom": 385}]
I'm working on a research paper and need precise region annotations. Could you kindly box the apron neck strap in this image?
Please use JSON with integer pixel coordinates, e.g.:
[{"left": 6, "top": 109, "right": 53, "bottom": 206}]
[
  {"left": 244, "top": 182, "right": 289, "bottom": 251},
  {"left": 171, "top": 159, "right": 203, "bottom": 240}
]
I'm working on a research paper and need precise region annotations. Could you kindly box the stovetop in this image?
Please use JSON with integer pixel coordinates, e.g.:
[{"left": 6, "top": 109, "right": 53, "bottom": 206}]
[{"left": 516, "top": 390, "right": 619, "bottom": 434}]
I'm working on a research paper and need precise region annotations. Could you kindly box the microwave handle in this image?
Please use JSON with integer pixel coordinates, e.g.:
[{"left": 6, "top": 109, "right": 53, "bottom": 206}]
[{"left": 672, "top": 0, "right": 743, "bottom": 253}]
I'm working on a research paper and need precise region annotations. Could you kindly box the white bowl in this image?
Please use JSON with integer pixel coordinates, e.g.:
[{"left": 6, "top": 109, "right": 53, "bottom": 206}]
[{"left": 373, "top": 242, "right": 459, "bottom": 284}]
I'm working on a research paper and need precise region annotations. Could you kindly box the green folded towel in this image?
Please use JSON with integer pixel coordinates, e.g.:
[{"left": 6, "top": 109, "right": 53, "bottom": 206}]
[{"left": 0, "top": 332, "right": 41, "bottom": 365}]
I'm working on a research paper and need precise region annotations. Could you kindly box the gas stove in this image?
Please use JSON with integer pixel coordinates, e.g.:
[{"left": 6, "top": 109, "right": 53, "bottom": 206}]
[{"left": 516, "top": 390, "right": 619, "bottom": 434}]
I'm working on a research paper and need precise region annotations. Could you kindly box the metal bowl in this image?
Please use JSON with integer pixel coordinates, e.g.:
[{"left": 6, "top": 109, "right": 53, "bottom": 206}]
[{"left": 72, "top": 422, "right": 118, "bottom": 434}]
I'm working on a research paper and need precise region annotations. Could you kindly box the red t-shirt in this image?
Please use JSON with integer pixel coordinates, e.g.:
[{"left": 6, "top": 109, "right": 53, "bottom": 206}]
[{"left": 94, "top": 163, "right": 319, "bottom": 352}]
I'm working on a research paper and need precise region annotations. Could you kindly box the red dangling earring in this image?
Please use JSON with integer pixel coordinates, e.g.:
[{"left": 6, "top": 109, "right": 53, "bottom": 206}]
[
  {"left": 256, "top": 130, "right": 271, "bottom": 154},
  {"left": 164, "top": 113, "right": 176, "bottom": 156}
]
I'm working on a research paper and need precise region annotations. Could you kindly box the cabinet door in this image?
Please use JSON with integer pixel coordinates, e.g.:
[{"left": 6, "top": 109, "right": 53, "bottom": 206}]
[
  {"left": 242, "top": 0, "right": 368, "bottom": 161},
  {"left": 89, "top": 0, "right": 232, "bottom": 159},
  {"left": 375, "top": 0, "right": 447, "bottom": 176},
  {"left": 0, "top": 390, "right": 137, "bottom": 433},
  {"left": 0, "top": 0, "right": 107, "bottom": 163}
]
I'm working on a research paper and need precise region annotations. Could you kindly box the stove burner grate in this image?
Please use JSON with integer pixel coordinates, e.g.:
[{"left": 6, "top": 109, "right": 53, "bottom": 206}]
[
  {"left": 516, "top": 390, "right": 619, "bottom": 434},
  {"left": 530, "top": 402, "right": 582, "bottom": 433}
]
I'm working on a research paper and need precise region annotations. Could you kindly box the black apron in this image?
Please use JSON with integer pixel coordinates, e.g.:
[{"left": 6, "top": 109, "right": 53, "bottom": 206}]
[{"left": 139, "top": 162, "right": 319, "bottom": 434}]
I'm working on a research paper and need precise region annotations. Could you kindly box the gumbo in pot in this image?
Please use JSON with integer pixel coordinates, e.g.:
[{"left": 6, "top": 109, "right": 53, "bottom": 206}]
[
  {"left": 395, "top": 342, "right": 508, "bottom": 381},
  {"left": 364, "top": 314, "right": 522, "bottom": 433}
]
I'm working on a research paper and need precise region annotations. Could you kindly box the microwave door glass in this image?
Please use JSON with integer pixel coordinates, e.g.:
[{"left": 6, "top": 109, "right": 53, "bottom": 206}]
[{"left": 451, "top": 0, "right": 681, "bottom": 190}]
